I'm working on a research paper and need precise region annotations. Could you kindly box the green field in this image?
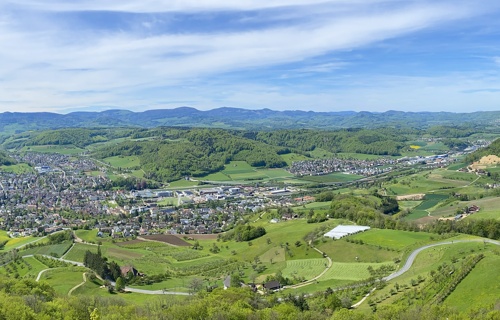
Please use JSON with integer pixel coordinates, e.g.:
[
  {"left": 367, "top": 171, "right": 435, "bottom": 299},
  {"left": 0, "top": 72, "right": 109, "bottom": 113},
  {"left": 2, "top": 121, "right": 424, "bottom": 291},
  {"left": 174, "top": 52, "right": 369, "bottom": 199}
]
[
  {"left": 282, "top": 258, "right": 327, "bottom": 281},
  {"left": 199, "top": 161, "right": 293, "bottom": 182},
  {"left": 447, "top": 162, "right": 467, "bottom": 171},
  {"left": 20, "top": 242, "right": 73, "bottom": 258},
  {"left": 103, "top": 155, "right": 140, "bottom": 168},
  {"left": 63, "top": 243, "right": 99, "bottom": 262},
  {"left": 318, "top": 239, "right": 399, "bottom": 263},
  {"left": 349, "top": 229, "right": 435, "bottom": 250},
  {"left": 0, "top": 232, "right": 39, "bottom": 251},
  {"left": 201, "top": 171, "right": 232, "bottom": 181},
  {"left": 22, "top": 256, "right": 50, "bottom": 278},
  {"left": 444, "top": 254, "right": 500, "bottom": 311},
  {"left": 167, "top": 179, "right": 199, "bottom": 188},
  {"left": 256, "top": 168, "right": 293, "bottom": 179},
  {"left": 222, "top": 161, "right": 254, "bottom": 174},
  {"left": 435, "top": 170, "right": 476, "bottom": 181},
  {"left": 360, "top": 241, "right": 499, "bottom": 312},
  {"left": 398, "top": 200, "right": 422, "bottom": 210},
  {"left": 259, "top": 247, "right": 286, "bottom": 263},
  {"left": 322, "top": 262, "right": 389, "bottom": 281},
  {"left": 431, "top": 196, "right": 500, "bottom": 220},
  {"left": 0, "top": 163, "right": 33, "bottom": 174},
  {"left": 75, "top": 230, "right": 100, "bottom": 243},
  {"left": 386, "top": 169, "right": 472, "bottom": 195},
  {"left": 400, "top": 193, "right": 450, "bottom": 220},
  {"left": 40, "top": 267, "right": 87, "bottom": 295}
]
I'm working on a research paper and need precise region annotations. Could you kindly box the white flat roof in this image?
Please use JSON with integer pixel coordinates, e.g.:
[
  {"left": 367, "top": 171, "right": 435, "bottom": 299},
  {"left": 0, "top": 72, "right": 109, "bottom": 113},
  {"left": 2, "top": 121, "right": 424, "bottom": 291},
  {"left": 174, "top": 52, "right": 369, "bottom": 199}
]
[{"left": 324, "top": 225, "right": 370, "bottom": 239}]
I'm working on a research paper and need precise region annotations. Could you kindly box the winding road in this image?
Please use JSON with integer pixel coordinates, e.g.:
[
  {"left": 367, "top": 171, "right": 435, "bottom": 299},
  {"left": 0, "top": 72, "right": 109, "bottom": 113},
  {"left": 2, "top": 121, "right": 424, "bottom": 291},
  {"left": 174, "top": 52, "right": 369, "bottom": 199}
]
[
  {"left": 349, "top": 238, "right": 500, "bottom": 308},
  {"left": 383, "top": 238, "right": 500, "bottom": 281},
  {"left": 26, "top": 238, "right": 500, "bottom": 298}
]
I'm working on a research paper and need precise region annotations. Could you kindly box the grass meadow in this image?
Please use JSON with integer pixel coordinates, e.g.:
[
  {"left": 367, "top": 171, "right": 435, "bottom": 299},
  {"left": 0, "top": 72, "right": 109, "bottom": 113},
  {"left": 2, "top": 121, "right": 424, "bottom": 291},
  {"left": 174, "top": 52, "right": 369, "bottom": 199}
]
[
  {"left": 63, "top": 243, "right": 99, "bottom": 262},
  {"left": 282, "top": 258, "right": 327, "bottom": 281},
  {"left": 40, "top": 267, "right": 87, "bottom": 295},
  {"left": 0, "top": 163, "right": 33, "bottom": 174},
  {"left": 431, "top": 196, "right": 500, "bottom": 220},
  {"left": 322, "top": 262, "right": 389, "bottom": 281},
  {"left": 200, "top": 161, "right": 293, "bottom": 183},
  {"left": 20, "top": 242, "right": 73, "bottom": 258},
  {"left": 317, "top": 239, "right": 399, "bottom": 263},
  {"left": 349, "top": 229, "right": 435, "bottom": 250},
  {"left": 358, "top": 241, "right": 499, "bottom": 312},
  {"left": 385, "top": 169, "right": 474, "bottom": 195},
  {"left": 444, "top": 254, "right": 500, "bottom": 311},
  {"left": 403, "top": 194, "right": 450, "bottom": 220},
  {"left": 103, "top": 155, "right": 140, "bottom": 168}
]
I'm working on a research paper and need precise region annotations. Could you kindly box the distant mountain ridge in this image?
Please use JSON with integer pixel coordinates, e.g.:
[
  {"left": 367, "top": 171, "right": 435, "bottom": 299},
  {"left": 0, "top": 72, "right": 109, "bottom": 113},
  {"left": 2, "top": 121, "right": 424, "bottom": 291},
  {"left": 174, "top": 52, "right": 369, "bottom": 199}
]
[{"left": 0, "top": 107, "right": 498, "bottom": 133}]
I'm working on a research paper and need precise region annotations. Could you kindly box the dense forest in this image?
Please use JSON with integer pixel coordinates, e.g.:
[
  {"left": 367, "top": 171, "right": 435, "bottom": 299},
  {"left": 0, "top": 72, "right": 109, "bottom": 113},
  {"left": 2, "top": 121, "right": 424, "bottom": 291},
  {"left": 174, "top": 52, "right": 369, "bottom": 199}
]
[
  {"left": 92, "top": 128, "right": 288, "bottom": 181},
  {"left": 1, "top": 124, "right": 486, "bottom": 182}
]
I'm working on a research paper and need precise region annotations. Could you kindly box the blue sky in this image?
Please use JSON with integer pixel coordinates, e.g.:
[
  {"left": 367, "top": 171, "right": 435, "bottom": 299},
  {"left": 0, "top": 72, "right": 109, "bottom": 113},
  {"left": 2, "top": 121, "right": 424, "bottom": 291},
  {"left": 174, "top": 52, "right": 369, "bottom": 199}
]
[{"left": 1, "top": 0, "right": 500, "bottom": 113}]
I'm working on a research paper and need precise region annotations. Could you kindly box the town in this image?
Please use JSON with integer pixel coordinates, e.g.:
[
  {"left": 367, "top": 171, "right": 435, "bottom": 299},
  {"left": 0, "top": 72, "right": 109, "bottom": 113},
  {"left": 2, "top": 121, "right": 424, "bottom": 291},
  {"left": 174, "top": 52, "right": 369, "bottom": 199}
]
[{"left": 0, "top": 140, "right": 490, "bottom": 240}]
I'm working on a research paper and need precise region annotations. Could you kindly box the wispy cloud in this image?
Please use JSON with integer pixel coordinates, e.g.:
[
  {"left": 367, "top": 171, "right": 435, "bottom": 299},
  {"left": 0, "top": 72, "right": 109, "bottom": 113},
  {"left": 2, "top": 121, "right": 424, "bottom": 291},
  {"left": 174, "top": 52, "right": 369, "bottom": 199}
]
[{"left": 0, "top": 1, "right": 498, "bottom": 112}]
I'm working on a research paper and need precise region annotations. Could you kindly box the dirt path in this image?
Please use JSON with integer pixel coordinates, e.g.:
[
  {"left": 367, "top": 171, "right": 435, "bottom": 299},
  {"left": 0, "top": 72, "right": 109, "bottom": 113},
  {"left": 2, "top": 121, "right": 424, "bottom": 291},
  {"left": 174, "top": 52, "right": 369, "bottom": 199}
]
[
  {"left": 286, "top": 246, "right": 332, "bottom": 289},
  {"left": 68, "top": 272, "right": 87, "bottom": 296},
  {"left": 73, "top": 231, "right": 98, "bottom": 246},
  {"left": 36, "top": 268, "right": 52, "bottom": 282}
]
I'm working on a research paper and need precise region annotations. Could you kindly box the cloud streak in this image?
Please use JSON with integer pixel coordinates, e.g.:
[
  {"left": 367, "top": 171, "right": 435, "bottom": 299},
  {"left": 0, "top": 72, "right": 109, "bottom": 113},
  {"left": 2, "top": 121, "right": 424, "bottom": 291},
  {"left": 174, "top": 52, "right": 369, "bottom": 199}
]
[{"left": 0, "top": 1, "right": 498, "bottom": 112}]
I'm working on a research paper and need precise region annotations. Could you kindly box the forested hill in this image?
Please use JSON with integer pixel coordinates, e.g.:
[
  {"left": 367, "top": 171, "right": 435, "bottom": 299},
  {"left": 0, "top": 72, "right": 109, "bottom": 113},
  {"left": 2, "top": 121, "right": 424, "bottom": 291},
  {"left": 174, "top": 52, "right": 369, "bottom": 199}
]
[
  {"left": 0, "top": 107, "right": 500, "bottom": 134},
  {"left": 7, "top": 125, "right": 483, "bottom": 181}
]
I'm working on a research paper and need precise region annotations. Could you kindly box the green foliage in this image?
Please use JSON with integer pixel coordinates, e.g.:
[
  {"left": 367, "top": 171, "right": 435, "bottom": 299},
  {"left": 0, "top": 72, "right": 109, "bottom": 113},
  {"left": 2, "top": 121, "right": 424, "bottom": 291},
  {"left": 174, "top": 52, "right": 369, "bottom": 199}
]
[
  {"left": 379, "top": 197, "right": 399, "bottom": 215},
  {"left": 93, "top": 128, "right": 287, "bottom": 181},
  {"left": 426, "top": 125, "right": 476, "bottom": 138},
  {"left": 115, "top": 276, "right": 125, "bottom": 292},
  {"left": 47, "top": 231, "right": 73, "bottom": 245},
  {"left": 0, "top": 151, "right": 16, "bottom": 165},
  {"left": 255, "top": 128, "right": 406, "bottom": 156},
  {"left": 220, "top": 225, "right": 266, "bottom": 242},
  {"left": 83, "top": 250, "right": 121, "bottom": 281}
]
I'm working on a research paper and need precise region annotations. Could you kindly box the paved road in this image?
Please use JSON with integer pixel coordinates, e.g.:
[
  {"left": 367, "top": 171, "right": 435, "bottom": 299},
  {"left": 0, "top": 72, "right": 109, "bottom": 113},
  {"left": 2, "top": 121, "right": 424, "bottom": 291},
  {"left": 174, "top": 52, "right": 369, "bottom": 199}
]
[
  {"left": 349, "top": 238, "right": 500, "bottom": 308},
  {"left": 383, "top": 238, "right": 500, "bottom": 281}
]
